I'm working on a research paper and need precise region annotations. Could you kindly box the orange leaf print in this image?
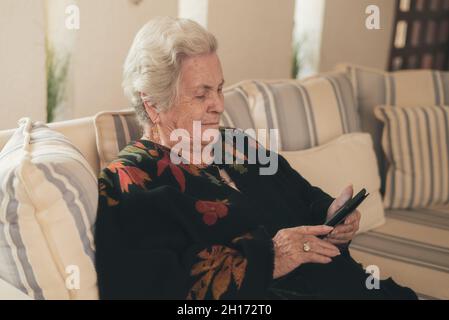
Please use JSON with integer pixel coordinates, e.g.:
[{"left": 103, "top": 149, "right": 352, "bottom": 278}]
[
  {"left": 232, "top": 257, "right": 247, "bottom": 289},
  {"left": 148, "top": 149, "right": 159, "bottom": 157},
  {"left": 187, "top": 246, "right": 247, "bottom": 300},
  {"left": 231, "top": 233, "right": 253, "bottom": 244},
  {"left": 212, "top": 256, "right": 232, "bottom": 299},
  {"left": 187, "top": 270, "right": 214, "bottom": 300},
  {"left": 191, "top": 248, "right": 229, "bottom": 276},
  {"left": 99, "top": 183, "right": 119, "bottom": 206},
  {"left": 108, "top": 161, "right": 151, "bottom": 193},
  {"left": 134, "top": 141, "right": 146, "bottom": 149}
]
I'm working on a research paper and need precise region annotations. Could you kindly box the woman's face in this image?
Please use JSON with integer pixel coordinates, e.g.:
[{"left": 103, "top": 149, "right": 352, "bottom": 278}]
[{"left": 155, "top": 52, "right": 225, "bottom": 147}]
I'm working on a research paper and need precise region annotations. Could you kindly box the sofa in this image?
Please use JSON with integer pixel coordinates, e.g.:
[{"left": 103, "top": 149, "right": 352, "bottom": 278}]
[{"left": 0, "top": 63, "right": 448, "bottom": 300}]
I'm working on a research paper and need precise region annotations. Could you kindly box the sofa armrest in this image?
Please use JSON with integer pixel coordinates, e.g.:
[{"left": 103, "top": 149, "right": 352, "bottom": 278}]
[{"left": 0, "top": 278, "right": 32, "bottom": 300}]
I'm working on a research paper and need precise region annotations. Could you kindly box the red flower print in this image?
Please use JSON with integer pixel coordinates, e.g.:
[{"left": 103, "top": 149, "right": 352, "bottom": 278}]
[
  {"left": 195, "top": 200, "right": 229, "bottom": 226},
  {"left": 156, "top": 152, "right": 186, "bottom": 192},
  {"left": 108, "top": 161, "right": 151, "bottom": 193}
]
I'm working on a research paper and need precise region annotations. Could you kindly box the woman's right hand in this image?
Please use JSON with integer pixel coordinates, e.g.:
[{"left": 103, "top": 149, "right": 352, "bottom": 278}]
[{"left": 272, "top": 225, "right": 341, "bottom": 279}]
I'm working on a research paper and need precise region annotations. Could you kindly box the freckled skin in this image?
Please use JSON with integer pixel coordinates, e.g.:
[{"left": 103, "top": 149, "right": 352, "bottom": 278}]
[{"left": 144, "top": 53, "right": 225, "bottom": 149}]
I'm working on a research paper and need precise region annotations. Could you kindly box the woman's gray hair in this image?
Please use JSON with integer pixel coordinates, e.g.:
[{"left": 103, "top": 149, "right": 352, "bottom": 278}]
[{"left": 122, "top": 16, "right": 218, "bottom": 127}]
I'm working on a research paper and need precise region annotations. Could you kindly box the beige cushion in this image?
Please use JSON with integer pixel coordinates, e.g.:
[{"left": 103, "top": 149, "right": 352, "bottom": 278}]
[
  {"left": 0, "top": 117, "right": 99, "bottom": 175},
  {"left": 374, "top": 105, "right": 449, "bottom": 209},
  {"left": 0, "top": 119, "right": 98, "bottom": 299},
  {"left": 281, "top": 133, "right": 385, "bottom": 233},
  {"left": 94, "top": 109, "right": 141, "bottom": 169}
]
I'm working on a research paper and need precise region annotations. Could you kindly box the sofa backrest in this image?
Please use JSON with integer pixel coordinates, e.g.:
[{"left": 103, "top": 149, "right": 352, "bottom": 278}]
[
  {"left": 222, "top": 70, "right": 361, "bottom": 151},
  {"left": 336, "top": 63, "right": 449, "bottom": 194}
]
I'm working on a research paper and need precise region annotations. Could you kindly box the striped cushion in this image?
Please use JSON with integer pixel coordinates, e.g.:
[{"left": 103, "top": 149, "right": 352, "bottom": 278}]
[
  {"left": 0, "top": 119, "right": 98, "bottom": 299},
  {"left": 94, "top": 110, "right": 141, "bottom": 169},
  {"left": 374, "top": 106, "right": 449, "bottom": 209},
  {"left": 338, "top": 63, "right": 449, "bottom": 194},
  {"left": 222, "top": 72, "right": 361, "bottom": 151},
  {"left": 351, "top": 204, "right": 449, "bottom": 300}
]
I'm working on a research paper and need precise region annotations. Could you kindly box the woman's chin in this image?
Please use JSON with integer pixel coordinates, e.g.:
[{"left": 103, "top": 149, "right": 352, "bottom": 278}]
[{"left": 202, "top": 123, "right": 220, "bottom": 128}]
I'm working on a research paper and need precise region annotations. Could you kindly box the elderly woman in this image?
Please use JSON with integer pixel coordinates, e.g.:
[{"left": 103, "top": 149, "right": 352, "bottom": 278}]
[{"left": 95, "top": 17, "right": 416, "bottom": 300}]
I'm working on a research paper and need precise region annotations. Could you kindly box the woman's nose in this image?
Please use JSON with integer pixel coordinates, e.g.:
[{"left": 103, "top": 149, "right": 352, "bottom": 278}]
[{"left": 208, "top": 92, "right": 224, "bottom": 114}]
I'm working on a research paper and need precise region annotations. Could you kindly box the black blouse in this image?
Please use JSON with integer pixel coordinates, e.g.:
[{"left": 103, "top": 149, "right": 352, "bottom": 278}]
[{"left": 94, "top": 127, "right": 417, "bottom": 300}]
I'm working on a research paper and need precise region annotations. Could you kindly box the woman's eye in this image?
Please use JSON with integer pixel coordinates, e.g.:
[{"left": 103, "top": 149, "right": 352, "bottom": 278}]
[{"left": 196, "top": 95, "right": 206, "bottom": 100}]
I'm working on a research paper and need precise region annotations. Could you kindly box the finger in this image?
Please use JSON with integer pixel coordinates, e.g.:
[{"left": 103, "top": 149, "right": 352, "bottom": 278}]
[
  {"left": 332, "top": 224, "right": 353, "bottom": 234},
  {"left": 314, "top": 243, "right": 341, "bottom": 258},
  {"left": 307, "top": 252, "right": 333, "bottom": 264},
  {"left": 328, "top": 232, "right": 353, "bottom": 241},
  {"left": 355, "top": 211, "right": 361, "bottom": 230},
  {"left": 355, "top": 219, "right": 360, "bottom": 232},
  {"left": 296, "top": 225, "right": 334, "bottom": 236},
  {"left": 309, "top": 236, "right": 341, "bottom": 253},
  {"left": 326, "top": 238, "right": 350, "bottom": 245},
  {"left": 349, "top": 210, "right": 361, "bottom": 224},
  {"left": 344, "top": 212, "right": 357, "bottom": 224}
]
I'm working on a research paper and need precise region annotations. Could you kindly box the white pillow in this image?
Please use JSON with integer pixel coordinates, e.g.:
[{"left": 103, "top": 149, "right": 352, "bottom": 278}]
[
  {"left": 280, "top": 133, "right": 386, "bottom": 233},
  {"left": 0, "top": 118, "right": 98, "bottom": 299}
]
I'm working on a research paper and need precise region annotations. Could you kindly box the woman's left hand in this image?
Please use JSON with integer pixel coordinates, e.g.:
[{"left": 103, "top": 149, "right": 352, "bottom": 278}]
[
  {"left": 325, "top": 209, "right": 361, "bottom": 245},
  {"left": 324, "top": 184, "right": 361, "bottom": 245}
]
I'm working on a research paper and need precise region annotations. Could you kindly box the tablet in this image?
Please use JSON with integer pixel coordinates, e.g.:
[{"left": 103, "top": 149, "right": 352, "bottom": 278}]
[{"left": 324, "top": 188, "right": 369, "bottom": 228}]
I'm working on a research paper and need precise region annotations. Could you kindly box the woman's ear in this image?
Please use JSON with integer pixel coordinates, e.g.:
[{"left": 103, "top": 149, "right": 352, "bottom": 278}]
[{"left": 140, "top": 92, "right": 160, "bottom": 124}]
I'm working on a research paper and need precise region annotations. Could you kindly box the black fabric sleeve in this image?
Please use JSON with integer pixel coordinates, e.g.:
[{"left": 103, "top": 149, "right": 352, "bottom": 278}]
[
  {"left": 236, "top": 129, "right": 336, "bottom": 225},
  {"left": 277, "top": 154, "right": 336, "bottom": 225},
  {"left": 95, "top": 182, "right": 275, "bottom": 300}
]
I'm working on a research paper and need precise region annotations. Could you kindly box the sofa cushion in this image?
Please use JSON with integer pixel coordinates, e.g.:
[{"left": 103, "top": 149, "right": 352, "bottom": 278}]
[
  {"left": 0, "top": 118, "right": 98, "bottom": 299},
  {"left": 351, "top": 204, "right": 449, "bottom": 300},
  {"left": 281, "top": 133, "right": 385, "bottom": 233},
  {"left": 94, "top": 109, "right": 141, "bottom": 169},
  {"left": 374, "top": 105, "right": 449, "bottom": 209},
  {"left": 222, "top": 72, "right": 361, "bottom": 151},
  {"left": 337, "top": 63, "right": 449, "bottom": 194}
]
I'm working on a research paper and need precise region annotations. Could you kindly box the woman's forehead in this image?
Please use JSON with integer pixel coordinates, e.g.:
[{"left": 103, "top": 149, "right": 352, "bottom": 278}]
[{"left": 180, "top": 54, "right": 223, "bottom": 87}]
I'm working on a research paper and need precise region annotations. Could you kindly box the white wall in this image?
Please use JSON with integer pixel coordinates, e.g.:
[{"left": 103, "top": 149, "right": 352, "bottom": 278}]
[
  {"left": 179, "top": 0, "right": 208, "bottom": 27},
  {"left": 208, "top": 0, "right": 295, "bottom": 85},
  {"left": 0, "top": 0, "right": 46, "bottom": 130},
  {"left": 0, "top": 0, "right": 295, "bottom": 128},
  {"left": 66, "top": 0, "right": 177, "bottom": 119},
  {"left": 319, "top": 0, "right": 396, "bottom": 72},
  {"left": 0, "top": 0, "right": 397, "bottom": 129}
]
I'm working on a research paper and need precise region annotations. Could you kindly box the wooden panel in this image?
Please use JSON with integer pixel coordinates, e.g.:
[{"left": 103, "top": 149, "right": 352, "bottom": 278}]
[{"left": 389, "top": 0, "right": 449, "bottom": 70}]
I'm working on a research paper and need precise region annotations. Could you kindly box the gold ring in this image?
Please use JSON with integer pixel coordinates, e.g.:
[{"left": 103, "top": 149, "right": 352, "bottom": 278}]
[{"left": 303, "top": 241, "right": 311, "bottom": 252}]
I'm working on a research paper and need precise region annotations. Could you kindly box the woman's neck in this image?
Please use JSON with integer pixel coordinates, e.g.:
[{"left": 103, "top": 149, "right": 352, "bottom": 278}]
[{"left": 142, "top": 127, "right": 215, "bottom": 167}]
